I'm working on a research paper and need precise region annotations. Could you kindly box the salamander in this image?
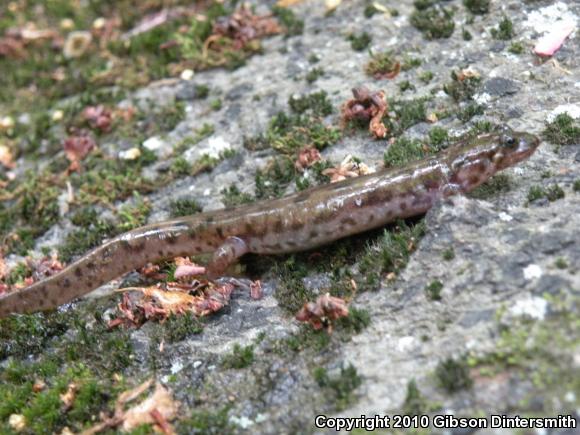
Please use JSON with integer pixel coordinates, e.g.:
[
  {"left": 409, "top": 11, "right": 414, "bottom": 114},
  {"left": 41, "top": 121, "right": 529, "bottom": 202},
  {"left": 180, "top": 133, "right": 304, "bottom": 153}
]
[{"left": 0, "top": 128, "right": 539, "bottom": 317}]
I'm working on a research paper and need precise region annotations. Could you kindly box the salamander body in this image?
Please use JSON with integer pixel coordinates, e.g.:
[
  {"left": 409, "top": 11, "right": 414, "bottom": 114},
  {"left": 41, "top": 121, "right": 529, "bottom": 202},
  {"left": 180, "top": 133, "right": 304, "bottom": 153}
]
[{"left": 0, "top": 128, "right": 539, "bottom": 317}]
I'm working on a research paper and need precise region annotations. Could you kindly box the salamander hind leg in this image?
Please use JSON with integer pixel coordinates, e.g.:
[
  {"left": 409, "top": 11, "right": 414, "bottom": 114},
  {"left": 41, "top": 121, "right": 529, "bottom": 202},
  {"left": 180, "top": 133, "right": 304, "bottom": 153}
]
[{"left": 208, "top": 236, "right": 249, "bottom": 277}]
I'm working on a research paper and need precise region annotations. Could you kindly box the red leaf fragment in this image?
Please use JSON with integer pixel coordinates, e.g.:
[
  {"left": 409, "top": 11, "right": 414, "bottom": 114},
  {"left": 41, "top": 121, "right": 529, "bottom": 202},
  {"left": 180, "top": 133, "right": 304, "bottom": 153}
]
[
  {"left": 342, "top": 86, "right": 389, "bottom": 139},
  {"left": 295, "top": 293, "right": 349, "bottom": 331}
]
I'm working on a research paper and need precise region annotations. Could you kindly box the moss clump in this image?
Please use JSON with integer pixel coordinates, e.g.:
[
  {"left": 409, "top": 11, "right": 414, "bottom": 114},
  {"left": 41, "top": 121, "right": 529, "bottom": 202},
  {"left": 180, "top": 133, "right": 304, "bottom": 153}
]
[
  {"left": 463, "top": 0, "right": 490, "bottom": 15},
  {"left": 305, "top": 67, "right": 325, "bottom": 83},
  {"left": 383, "top": 137, "right": 425, "bottom": 167},
  {"left": 419, "top": 71, "right": 434, "bottom": 83},
  {"left": 210, "top": 99, "right": 222, "bottom": 111},
  {"left": 0, "top": 312, "right": 70, "bottom": 359},
  {"left": 115, "top": 193, "right": 152, "bottom": 232},
  {"left": 435, "top": 357, "right": 473, "bottom": 393},
  {"left": 399, "top": 80, "right": 415, "bottom": 92},
  {"left": 174, "top": 123, "right": 215, "bottom": 153},
  {"left": 194, "top": 84, "right": 210, "bottom": 99},
  {"left": 444, "top": 70, "right": 482, "bottom": 102},
  {"left": 313, "top": 364, "right": 362, "bottom": 411},
  {"left": 527, "top": 184, "right": 565, "bottom": 204},
  {"left": 425, "top": 280, "right": 443, "bottom": 301},
  {"left": 272, "top": 5, "right": 304, "bottom": 36},
  {"left": 336, "top": 307, "right": 371, "bottom": 334},
  {"left": 222, "top": 344, "right": 255, "bottom": 369},
  {"left": 403, "top": 380, "right": 440, "bottom": 416},
  {"left": 348, "top": 32, "right": 372, "bottom": 51},
  {"left": 509, "top": 41, "right": 525, "bottom": 54},
  {"left": 469, "top": 174, "right": 511, "bottom": 200},
  {"left": 357, "top": 221, "right": 426, "bottom": 291},
  {"left": 383, "top": 97, "right": 430, "bottom": 136},
  {"left": 411, "top": 6, "right": 455, "bottom": 40},
  {"left": 365, "top": 51, "right": 400, "bottom": 78},
  {"left": 543, "top": 113, "right": 580, "bottom": 146},
  {"left": 160, "top": 313, "right": 204, "bottom": 343},
  {"left": 554, "top": 257, "right": 568, "bottom": 269},
  {"left": 169, "top": 198, "right": 202, "bottom": 218},
  {"left": 462, "top": 28, "right": 473, "bottom": 41},
  {"left": 221, "top": 185, "right": 255, "bottom": 207},
  {"left": 170, "top": 156, "right": 192, "bottom": 176},
  {"left": 288, "top": 91, "right": 333, "bottom": 117},
  {"left": 255, "top": 157, "right": 296, "bottom": 199},
  {"left": 59, "top": 218, "right": 116, "bottom": 263},
  {"left": 177, "top": 407, "right": 233, "bottom": 434},
  {"left": 458, "top": 103, "right": 484, "bottom": 122},
  {"left": 429, "top": 126, "right": 449, "bottom": 149},
  {"left": 574, "top": 179, "right": 580, "bottom": 192},
  {"left": 442, "top": 248, "right": 455, "bottom": 261},
  {"left": 491, "top": 16, "right": 514, "bottom": 40}
]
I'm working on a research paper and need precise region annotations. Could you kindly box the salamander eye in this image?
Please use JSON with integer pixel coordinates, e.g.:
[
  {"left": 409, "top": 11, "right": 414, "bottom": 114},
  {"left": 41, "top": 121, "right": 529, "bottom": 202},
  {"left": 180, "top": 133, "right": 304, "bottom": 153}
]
[{"left": 502, "top": 135, "right": 517, "bottom": 148}]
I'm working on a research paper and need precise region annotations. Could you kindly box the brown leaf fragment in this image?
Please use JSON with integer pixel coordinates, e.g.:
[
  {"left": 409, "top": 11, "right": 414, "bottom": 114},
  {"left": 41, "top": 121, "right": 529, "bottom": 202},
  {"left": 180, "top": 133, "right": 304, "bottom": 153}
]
[
  {"left": 0, "top": 144, "right": 15, "bottom": 169},
  {"left": 250, "top": 280, "right": 263, "bottom": 300},
  {"left": 83, "top": 105, "right": 113, "bottom": 133},
  {"left": 60, "top": 383, "right": 78, "bottom": 411},
  {"left": 322, "top": 154, "right": 375, "bottom": 183},
  {"left": 342, "top": 86, "right": 388, "bottom": 139},
  {"left": 82, "top": 380, "right": 179, "bottom": 435},
  {"left": 295, "top": 293, "right": 349, "bottom": 331},
  {"left": 295, "top": 147, "right": 321, "bottom": 171},
  {"left": 63, "top": 131, "right": 96, "bottom": 172}
]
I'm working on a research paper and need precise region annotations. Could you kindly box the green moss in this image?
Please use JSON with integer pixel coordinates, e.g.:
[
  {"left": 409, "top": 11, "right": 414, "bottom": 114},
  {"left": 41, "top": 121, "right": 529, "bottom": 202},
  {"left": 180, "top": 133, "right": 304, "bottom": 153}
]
[
  {"left": 435, "top": 357, "right": 473, "bottom": 393},
  {"left": 221, "top": 185, "right": 255, "bottom": 207},
  {"left": 5, "top": 262, "right": 32, "bottom": 286},
  {"left": 0, "top": 172, "right": 60, "bottom": 255},
  {"left": 175, "top": 123, "right": 215, "bottom": 154},
  {"left": 418, "top": 71, "right": 433, "bottom": 84},
  {"left": 442, "top": 248, "right": 455, "bottom": 261},
  {"left": 444, "top": 70, "right": 482, "bottom": 102},
  {"left": 403, "top": 380, "right": 440, "bottom": 416},
  {"left": 348, "top": 32, "right": 372, "bottom": 51},
  {"left": 414, "top": 0, "right": 436, "bottom": 10},
  {"left": 272, "top": 5, "right": 304, "bottom": 36},
  {"left": 458, "top": 103, "right": 484, "bottom": 122},
  {"left": 398, "top": 80, "right": 415, "bottom": 92},
  {"left": 385, "top": 97, "right": 430, "bottom": 135},
  {"left": 401, "top": 56, "right": 422, "bottom": 71},
  {"left": 410, "top": 6, "right": 455, "bottom": 40},
  {"left": 491, "top": 16, "right": 515, "bottom": 40},
  {"left": 469, "top": 174, "right": 511, "bottom": 200},
  {"left": 462, "top": 28, "right": 473, "bottom": 41},
  {"left": 336, "top": 307, "right": 371, "bottom": 334},
  {"left": 365, "top": 51, "right": 400, "bottom": 78},
  {"left": 313, "top": 364, "right": 362, "bottom": 411},
  {"left": 357, "top": 221, "right": 426, "bottom": 291},
  {"left": 305, "top": 67, "right": 325, "bottom": 83},
  {"left": 509, "top": 41, "right": 525, "bottom": 54},
  {"left": 0, "top": 312, "right": 70, "bottom": 359},
  {"left": 383, "top": 137, "right": 425, "bottom": 167},
  {"left": 222, "top": 343, "right": 255, "bottom": 369},
  {"left": 288, "top": 91, "right": 333, "bottom": 117},
  {"left": 194, "top": 84, "right": 210, "bottom": 99},
  {"left": 169, "top": 198, "right": 202, "bottom": 218},
  {"left": 210, "top": 99, "right": 222, "bottom": 111},
  {"left": 574, "top": 179, "right": 580, "bottom": 192},
  {"left": 254, "top": 157, "right": 295, "bottom": 199},
  {"left": 160, "top": 313, "right": 204, "bottom": 343},
  {"left": 554, "top": 257, "right": 568, "bottom": 269},
  {"left": 265, "top": 111, "right": 340, "bottom": 155},
  {"left": 177, "top": 407, "right": 233, "bottom": 434},
  {"left": 543, "top": 113, "right": 580, "bottom": 146},
  {"left": 59, "top": 218, "right": 116, "bottom": 263},
  {"left": 428, "top": 127, "right": 449, "bottom": 149},
  {"left": 116, "top": 193, "right": 152, "bottom": 232},
  {"left": 463, "top": 0, "right": 490, "bottom": 15},
  {"left": 527, "top": 184, "right": 565, "bottom": 204},
  {"left": 364, "top": 2, "right": 380, "bottom": 18},
  {"left": 170, "top": 156, "right": 193, "bottom": 176},
  {"left": 425, "top": 280, "right": 443, "bottom": 301}
]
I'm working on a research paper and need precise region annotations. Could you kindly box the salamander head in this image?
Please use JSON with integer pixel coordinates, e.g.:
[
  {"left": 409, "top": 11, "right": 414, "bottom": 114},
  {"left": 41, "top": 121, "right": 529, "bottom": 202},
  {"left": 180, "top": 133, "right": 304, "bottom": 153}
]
[
  {"left": 448, "top": 127, "right": 540, "bottom": 192},
  {"left": 490, "top": 129, "right": 540, "bottom": 171}
]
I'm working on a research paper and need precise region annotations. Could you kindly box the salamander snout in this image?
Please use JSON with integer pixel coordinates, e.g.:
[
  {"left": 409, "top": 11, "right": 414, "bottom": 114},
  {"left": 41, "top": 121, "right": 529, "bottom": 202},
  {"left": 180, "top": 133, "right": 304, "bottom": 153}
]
[{"left": 495, "top": 131, "right": 540, "bottom": 169}]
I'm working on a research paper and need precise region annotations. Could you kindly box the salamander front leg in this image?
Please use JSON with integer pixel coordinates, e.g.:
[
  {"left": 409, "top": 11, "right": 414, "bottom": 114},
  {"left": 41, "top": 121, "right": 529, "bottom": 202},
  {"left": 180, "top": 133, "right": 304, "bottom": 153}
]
[{"left": 208, "top": 236, "right": 249, "bottom": 277}]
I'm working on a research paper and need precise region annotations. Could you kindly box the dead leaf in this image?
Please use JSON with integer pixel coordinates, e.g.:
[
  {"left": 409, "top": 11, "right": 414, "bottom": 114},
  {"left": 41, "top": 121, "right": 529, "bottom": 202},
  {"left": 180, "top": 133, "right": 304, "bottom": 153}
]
[
  {"left": 296, "top": 293, "right": 349, "bottom": 331},
  {"left": 0, "top": 144, "right": 15, "bottom": 168},
  {"left": 60, "top": 383, "right": 78, "bottom": 411}
]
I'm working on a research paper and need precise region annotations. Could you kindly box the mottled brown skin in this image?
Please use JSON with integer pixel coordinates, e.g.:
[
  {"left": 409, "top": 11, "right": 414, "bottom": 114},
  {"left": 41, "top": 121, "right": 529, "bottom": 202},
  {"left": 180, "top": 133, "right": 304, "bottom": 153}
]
[{"left": 0, "top": 129, "right": 539, "bottom": 317}]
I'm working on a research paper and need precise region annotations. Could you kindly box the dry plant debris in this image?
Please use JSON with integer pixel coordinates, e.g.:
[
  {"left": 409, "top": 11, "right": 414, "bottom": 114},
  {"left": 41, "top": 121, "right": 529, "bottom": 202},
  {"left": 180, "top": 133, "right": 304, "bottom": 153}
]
[
  {"left": 342, "top": 86, "right": 389, "bottom": 138},
  {"left": 295, "top": 293, "right": 349, "bottom": 332}
]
